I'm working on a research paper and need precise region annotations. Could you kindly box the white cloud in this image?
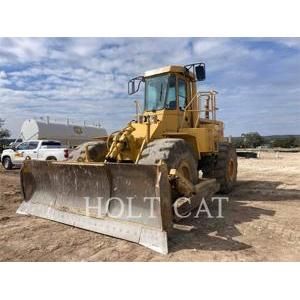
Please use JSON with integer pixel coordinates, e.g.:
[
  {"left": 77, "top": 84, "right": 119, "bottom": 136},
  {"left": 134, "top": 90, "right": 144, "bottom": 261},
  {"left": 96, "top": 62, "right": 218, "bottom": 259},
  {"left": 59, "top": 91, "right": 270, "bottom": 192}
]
[
  {"left": 274, "top": 38, "right": 300, "bottom": 49},
  {"left": 0, "top": 70, "right": 7, "bottom": 78},
  {"left": 0, "top": 37, "right": 299, "bottom": 137},
  {"left": 0, "top": 38, "right": 49, "bottom": 64},
  {"left": 0, "top": 70, "right": 10, "bottom": 87}
]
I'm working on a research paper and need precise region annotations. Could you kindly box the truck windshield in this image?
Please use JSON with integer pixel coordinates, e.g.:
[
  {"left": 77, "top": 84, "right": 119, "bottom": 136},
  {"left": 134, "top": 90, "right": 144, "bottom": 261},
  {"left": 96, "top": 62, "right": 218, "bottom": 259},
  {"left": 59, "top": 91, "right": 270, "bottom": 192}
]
[{"left": 144, "top": 74, "right": 176, "bottom": 111}]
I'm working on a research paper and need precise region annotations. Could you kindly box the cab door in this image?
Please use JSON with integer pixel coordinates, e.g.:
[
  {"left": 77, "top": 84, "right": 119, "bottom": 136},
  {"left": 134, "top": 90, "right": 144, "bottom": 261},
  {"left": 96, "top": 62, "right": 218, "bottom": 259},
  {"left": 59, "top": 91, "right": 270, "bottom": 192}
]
[
  {"left": 26, "top": 141, "right": 39, "bottom": 159},
  {"left": 177, "top": 75, "right": 192, "bottom": 129}
]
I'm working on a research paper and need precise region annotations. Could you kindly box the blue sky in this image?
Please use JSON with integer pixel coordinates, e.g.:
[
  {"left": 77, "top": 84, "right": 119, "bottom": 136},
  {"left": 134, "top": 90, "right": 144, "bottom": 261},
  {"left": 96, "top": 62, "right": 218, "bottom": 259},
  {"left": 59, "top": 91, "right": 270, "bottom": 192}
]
[{"left": 0, "top": 37, "right": 299, "bottom": 138}]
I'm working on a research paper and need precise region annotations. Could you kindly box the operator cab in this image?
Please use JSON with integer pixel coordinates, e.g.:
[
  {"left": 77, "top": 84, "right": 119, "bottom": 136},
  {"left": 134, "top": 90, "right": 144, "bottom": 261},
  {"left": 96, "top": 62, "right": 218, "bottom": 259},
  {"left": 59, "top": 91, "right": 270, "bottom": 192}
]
[{"left": 128, "top": 63, "right": 205, "bottom": 113}]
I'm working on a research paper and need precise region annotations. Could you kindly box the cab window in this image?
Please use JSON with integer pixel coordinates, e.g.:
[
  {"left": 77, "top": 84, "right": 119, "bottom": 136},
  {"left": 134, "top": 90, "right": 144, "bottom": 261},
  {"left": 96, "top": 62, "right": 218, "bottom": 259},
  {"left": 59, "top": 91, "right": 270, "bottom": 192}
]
[
  {"left": 165, "top": 75, "right": 177, "bottom": 109},
  {"left": 178, "top": 79, "right": 187, "bottom": 110},
  {"left": 41, "top": 141, "right": 62, "bottom": 148},
  {"left": 28, "top": 141, "right": 39, "bottom": 150},
  {"left": 16, "top": 142, "right": 29, "bottom": 150},
  {"left": 144, "top": 74, "right": 177, "bottom": 111}
]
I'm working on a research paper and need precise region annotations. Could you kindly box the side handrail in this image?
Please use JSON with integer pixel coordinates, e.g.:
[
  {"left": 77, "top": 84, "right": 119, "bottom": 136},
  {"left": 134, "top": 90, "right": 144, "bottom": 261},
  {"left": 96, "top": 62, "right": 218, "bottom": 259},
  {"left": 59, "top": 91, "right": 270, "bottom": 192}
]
[{"left": 180, "top": 90, "right": 218, "bottom": 129}]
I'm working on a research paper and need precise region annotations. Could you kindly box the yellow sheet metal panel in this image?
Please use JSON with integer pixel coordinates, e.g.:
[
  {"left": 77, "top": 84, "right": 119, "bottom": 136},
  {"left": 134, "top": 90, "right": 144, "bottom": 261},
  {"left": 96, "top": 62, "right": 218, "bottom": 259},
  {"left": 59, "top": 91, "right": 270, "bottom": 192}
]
[
  {"left": 144, "top": 65, "right": 194, "bottom": 79},
  {"left": 179, "top": 127, "right": 216, "bottom": 153}
]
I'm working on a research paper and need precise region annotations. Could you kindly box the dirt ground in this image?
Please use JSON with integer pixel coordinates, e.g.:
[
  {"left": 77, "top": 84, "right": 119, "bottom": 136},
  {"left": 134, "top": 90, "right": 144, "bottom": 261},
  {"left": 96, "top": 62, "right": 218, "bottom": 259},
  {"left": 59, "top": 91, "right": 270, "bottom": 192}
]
[{"left": 0, "top": 152, "right": 299, "bottom": 261}]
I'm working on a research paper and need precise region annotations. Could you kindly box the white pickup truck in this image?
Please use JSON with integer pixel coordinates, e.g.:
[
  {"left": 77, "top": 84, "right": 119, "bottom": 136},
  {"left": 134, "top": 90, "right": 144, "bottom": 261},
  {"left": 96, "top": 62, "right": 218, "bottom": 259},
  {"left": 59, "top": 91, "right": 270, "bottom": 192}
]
[{"left": 1, "top": 140, "right": 69, "bottom": 170}]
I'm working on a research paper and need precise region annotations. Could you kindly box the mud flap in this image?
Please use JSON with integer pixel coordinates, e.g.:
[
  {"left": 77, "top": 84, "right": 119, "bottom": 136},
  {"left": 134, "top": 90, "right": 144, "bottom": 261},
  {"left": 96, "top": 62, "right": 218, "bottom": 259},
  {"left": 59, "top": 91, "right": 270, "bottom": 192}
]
[{"left": 17, "top": 160, "right": 173, "bottom": 254}]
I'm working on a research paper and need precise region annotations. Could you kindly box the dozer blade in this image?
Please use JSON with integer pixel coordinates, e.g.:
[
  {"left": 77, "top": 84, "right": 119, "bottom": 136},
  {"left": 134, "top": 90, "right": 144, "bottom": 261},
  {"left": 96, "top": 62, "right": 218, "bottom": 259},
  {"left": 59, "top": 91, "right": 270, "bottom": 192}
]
[{"left": 17, "top": 160, "right": 173, "bottom": 254}]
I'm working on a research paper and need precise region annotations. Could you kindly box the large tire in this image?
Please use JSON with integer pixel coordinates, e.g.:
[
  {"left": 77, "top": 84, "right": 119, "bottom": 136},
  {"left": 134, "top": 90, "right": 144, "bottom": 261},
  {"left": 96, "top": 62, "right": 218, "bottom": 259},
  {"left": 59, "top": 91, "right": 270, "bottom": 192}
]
[
  {"left": 68, "top": 141, "right": 107, "bottom": 162},
  {"left": 138, "top": 139, "right": 198, "bottom": 197},
  {"left": 201, "top": 143, "right": 237, "bottom": 193},
  {"left": 2, "top": 156, "right": 13, "bottom": 170}
]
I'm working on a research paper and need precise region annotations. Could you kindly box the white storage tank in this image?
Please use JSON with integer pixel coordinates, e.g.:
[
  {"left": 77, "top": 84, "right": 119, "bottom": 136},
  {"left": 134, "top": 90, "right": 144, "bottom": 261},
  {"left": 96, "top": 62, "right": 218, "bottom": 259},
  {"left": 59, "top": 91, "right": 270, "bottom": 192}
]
[{"left": 20, "top": 118, "right": 107, "bottom": 147}]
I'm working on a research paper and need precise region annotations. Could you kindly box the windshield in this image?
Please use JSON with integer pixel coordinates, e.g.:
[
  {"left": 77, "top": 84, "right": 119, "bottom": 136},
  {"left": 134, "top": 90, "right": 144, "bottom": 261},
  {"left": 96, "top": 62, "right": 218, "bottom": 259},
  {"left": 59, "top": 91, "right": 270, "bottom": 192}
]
[{"left": 144, "top": 74, "right": 176, "bottom": 111}]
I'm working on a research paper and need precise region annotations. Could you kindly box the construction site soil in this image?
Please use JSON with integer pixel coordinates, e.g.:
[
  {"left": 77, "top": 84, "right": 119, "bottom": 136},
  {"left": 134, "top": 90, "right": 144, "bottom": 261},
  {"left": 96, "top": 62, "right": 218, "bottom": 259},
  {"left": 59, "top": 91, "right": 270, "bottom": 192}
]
[{"left": 1, "top": 152, "right": 299, "bottom": 261}]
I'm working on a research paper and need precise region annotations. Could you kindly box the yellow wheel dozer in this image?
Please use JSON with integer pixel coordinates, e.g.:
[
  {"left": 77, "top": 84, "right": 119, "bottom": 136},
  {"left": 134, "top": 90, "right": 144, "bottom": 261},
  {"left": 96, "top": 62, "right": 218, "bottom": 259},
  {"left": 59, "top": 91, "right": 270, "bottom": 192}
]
[{"left": 17, "top": 63, "right": 237, "bottom": 254}]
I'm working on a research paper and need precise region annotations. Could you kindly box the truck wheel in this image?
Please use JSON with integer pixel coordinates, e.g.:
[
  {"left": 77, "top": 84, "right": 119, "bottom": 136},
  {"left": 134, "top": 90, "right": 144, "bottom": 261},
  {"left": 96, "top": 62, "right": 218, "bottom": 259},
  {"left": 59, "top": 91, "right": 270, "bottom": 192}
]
[
  {"left": 2, "top": 157, "right": 13, "bottom": 170},
  {"left": 46, "top": 156, "right": 57, "bottom": 161},
  {"left": 201, "top": 143, "right": 237, "bottom": 193},
  {"left": 138, "top": 138, "right": 198, "bottom": 197}
]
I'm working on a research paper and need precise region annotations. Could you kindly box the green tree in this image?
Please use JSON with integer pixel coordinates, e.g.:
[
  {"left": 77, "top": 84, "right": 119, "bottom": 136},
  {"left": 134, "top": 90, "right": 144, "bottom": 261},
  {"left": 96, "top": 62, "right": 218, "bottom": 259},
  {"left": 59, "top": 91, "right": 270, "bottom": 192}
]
[
  {"left": 241, "top": 132, "right": 264, "bottom": 148},
  {"left": 232, "top": 137, "right": 243, "bottom": 148},
  {"left": 272, "top": 136, "right": 297, "bottom": 148},
  {"left": 0, "top": 118, "right": 10, "bottom": 140}
]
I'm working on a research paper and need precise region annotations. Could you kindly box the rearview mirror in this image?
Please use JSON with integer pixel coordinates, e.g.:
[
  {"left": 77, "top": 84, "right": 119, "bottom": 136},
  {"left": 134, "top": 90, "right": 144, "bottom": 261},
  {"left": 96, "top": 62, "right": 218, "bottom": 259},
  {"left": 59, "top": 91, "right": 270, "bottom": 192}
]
[
  {"left": 128, "top": 80, "right": 136, "bottom": 95},
  {"left": 184, "top": 62, "right": 206, "bottom": 82},
  {"left": 195, "top": 64, "right": 206, "bottom": 81},
  {"left": 128, "top": 76, "right": 144, "bottom": 95}
]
